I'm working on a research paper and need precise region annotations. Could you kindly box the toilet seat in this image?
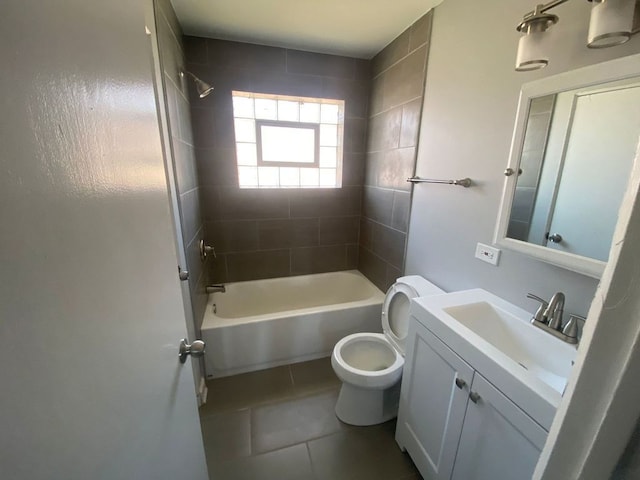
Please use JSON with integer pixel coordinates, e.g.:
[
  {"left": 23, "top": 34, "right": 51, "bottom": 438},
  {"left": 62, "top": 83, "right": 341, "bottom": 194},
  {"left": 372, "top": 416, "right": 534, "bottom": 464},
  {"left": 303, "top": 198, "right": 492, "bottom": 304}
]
[
  {"left": 332, "top": 276, "right": 443, "bottom": 390},
  {"left": 381, "top": 281, "right": 419, "bottom": 355},
  {"left": 332, "top": 333, "right": 403, "bottom": 389}
]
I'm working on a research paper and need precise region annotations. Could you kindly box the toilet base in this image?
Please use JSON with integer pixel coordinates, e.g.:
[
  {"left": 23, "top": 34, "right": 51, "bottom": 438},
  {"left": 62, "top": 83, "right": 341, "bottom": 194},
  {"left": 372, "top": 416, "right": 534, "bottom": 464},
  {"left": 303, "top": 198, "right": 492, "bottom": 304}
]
[{"left": 334, "top": 381, "right": 401, "bottom": 426}]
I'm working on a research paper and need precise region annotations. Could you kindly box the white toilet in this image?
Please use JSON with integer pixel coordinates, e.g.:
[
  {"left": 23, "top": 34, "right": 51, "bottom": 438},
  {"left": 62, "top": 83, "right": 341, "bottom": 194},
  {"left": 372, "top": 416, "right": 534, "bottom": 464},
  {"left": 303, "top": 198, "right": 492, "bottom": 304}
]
[{"left": 331, "top": 275, "right": 444, "bottom": 426}]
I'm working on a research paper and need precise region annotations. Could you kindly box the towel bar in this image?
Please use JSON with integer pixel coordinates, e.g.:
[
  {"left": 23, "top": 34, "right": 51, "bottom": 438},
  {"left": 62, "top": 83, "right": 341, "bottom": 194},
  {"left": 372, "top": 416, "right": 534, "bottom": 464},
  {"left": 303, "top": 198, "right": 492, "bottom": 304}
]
[{"left": 407, "top": 176, "right": 473, "bottom": 188}]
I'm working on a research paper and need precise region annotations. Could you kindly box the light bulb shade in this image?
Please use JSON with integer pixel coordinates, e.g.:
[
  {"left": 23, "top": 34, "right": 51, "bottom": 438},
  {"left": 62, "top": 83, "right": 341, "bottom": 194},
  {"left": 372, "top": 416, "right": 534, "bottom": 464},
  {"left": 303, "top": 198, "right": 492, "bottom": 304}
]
[
  {"left": 588, "top": 0, "right": 635, "bottom": 48},
  {"left": 516, "top": 30, "right": 549, "bottom": 71}
]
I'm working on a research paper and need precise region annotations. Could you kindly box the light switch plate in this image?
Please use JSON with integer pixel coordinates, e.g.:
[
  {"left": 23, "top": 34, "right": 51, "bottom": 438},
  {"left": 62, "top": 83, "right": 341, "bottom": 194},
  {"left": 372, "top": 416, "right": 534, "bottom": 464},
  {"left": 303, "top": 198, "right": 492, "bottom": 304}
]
[{"left": 475, "top": 243, "right": 501, "bottom": 266}]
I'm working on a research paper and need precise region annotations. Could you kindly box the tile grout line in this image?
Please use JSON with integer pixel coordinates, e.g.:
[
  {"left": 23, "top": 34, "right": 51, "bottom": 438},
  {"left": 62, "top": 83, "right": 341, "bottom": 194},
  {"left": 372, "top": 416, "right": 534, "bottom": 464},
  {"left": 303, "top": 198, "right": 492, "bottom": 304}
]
[{"left": 288, "top": 364, "right": 296, "bottom": 388}]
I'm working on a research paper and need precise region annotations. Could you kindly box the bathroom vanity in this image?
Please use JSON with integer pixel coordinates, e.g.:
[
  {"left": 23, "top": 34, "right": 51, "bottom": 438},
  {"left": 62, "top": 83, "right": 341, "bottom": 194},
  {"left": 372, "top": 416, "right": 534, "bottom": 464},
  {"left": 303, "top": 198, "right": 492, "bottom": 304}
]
[{"left": 395, "top": 290, "right": 576, "bottom": 480}]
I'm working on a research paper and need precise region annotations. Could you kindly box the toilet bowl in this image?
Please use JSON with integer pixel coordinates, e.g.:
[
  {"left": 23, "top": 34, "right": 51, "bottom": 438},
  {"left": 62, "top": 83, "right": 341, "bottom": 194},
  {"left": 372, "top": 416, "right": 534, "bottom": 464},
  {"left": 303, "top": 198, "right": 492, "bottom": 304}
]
[{"left": 331, "top": 275, "right": 444, "bottom": 426}]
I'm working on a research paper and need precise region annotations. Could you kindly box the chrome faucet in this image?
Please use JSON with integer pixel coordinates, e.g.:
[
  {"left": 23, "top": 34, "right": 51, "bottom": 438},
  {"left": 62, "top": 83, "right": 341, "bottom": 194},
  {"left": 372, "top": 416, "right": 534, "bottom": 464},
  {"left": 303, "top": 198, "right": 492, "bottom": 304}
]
[
  {"left": 527, "top": 292, "right": 584, "bottom": 345},
  {"left": 543, "top": 292, "right": 565, "bottom": 330},
  {"left": 205, "top": 284, "right": 226, "bottom": 294}
]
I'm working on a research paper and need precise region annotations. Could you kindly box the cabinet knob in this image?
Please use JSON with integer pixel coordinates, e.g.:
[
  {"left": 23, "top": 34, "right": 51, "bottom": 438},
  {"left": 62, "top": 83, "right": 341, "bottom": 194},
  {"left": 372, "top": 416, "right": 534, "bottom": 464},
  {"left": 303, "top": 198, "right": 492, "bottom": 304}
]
[
  {"left": 469, "top": 391, "right": 481, "bottom": 404},
  {"left": 455, "top": 377, "right": 466, "bottom": 389}
]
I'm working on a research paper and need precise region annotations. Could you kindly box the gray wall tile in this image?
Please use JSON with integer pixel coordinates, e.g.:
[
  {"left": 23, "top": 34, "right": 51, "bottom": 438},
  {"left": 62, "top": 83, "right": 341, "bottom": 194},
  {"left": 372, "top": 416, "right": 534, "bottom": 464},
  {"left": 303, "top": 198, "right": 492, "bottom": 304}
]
[
  {"left": 382, "top": 45, "right": 427, "bottom": 110},
  {"left": 208, "top": 40, "right": 286, "bottom": 74},
  {"left": 369, "top": 75, "right": 385, "bottom": 117},
  {"left": 289, "top": 187, "right": 361, "bottom": 218},
  {"left": 214, "top": 188, "right": 290, "bottom": 221},
  {"left": 359, "top": 217, "right": 374, "bottom": 249},
  {"left": 286, "top": 50, "right": 355, "bottom": 79},
  {"left": 186, "top": 38, "right": 370, "bottom": 282},
  {"left": 362, "top": 187, "right": 393, "bottom": 225},
  {"left": 359, "top": 11, "right": 433, "bottom": 288},
  {"left": 378, "top": 148, "right": 415, "bottom": 191},
  {"left": 322, "top": 78, "right": 370, "bottom": 119},
  {"left": 346, "top": 245, "right": 359, "bottom": 269},
  {"left": 196, "top": 147, "right": 238, "bottom": 187},
  {"left": 367, "top": 107, "right": 402, "bottom": 152},
  {"left": 291, "top": 246, "right": 347, "bottom": 275},
  {"left": 391, "top": 191, "right": 411, "bottom": 232},
  {"left": 156, "top": 0, "right": 207, "bottom": 331},
  {"left": 173, "top": 139, "right": 198, "bottom": 194},
  {"left": 372, "top": 224, "right": 406, "bottom": 269},
  {"left": 226, "top": 250, "right": 290, "bottom": 282},
  {"left": 208, "top": 220, "right": 259, "bottom": 253},
  {"left": 180, "top": 187, "right": 202, "bottom": 245},
  {"left": 209, "top": 253, "right": 228, "bottom": 283},
  {"left": 372, "top": 28, "right": 411, "bottom": 77},
  {"left": 358, "top": 247, "right": 387, "bottom": 291},
  {"left": 184, "top": 36, "right": 207, "bottom": 65},
  {"left": 258, "top": 219, "right": 319, "bottom": 249},
  {"left": 342, "top": 153, "right": 365, "bottom": 186},
  {"left": 385, "top": 264, "right": 403, "bottom": 291},
  {"left": 400, "top": 98, "right": 423, "bottom": 148},
  {"left": 409, "top": 11, "right": 433, "bottom": 52},
  {"left": 319, "top": 216, "right": 359, "bottom": 245}
]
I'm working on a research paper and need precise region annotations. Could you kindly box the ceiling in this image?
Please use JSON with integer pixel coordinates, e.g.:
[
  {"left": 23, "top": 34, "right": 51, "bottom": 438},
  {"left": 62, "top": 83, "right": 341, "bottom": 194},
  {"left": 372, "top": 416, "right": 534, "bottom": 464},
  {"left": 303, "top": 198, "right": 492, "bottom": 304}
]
[{"left": 170, "top": 0, "right": 444, "bottom": 59}]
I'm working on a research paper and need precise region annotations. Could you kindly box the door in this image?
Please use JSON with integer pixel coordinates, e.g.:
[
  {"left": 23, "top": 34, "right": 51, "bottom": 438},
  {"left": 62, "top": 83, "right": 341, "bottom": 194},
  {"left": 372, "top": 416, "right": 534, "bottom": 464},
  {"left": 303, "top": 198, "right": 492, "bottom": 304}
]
[
  {"left": 0, "top": 1, "right": 208, "bottom": 479},
  {"left": 396, "top": 319, "right": 474, "bottom": 480},
  {"left": 451, "top": 374, "right": 548, "bottom": 480}
]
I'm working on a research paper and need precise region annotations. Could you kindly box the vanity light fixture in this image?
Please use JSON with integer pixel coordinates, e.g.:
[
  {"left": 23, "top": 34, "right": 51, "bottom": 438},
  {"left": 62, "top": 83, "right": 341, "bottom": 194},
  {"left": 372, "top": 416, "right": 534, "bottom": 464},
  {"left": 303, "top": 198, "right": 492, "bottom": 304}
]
[
  {"left": 588, "top": 0, "right": 637, "bottom": 48},
  {"left": 516, "top": 5, "right": 559, "bottom": 71},
  {"left": 180, "top": 70, "right": 214, "bottom": 98},
  {"left": 515, "top": 0, "right": 640, "bottom": 71}
]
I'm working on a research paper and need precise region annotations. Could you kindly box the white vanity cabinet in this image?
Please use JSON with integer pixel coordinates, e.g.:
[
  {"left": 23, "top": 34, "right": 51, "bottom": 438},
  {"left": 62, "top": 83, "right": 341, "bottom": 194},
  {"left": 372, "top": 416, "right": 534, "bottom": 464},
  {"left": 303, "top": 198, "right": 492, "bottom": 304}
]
[{"left": 396, "top": 317, "right": 548, "bottom": 480}]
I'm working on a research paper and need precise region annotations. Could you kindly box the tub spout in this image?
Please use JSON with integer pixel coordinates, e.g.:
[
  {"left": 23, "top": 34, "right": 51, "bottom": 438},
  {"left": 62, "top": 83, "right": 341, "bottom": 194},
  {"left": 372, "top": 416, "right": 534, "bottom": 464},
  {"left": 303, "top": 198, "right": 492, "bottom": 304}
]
[{"left": 205, "top": 284, "right": 226, "bottom": 294}]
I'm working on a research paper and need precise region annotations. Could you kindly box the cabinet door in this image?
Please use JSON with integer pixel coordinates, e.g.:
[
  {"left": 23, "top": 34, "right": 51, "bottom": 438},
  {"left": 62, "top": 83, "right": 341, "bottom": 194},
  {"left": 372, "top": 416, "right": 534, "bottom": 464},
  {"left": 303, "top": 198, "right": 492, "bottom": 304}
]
[
  {"left": 396, "top": 319, "right": 474, "bottom": 480},
  {"left": 451, "top": 374, "right": 548, "bottom": 480}
]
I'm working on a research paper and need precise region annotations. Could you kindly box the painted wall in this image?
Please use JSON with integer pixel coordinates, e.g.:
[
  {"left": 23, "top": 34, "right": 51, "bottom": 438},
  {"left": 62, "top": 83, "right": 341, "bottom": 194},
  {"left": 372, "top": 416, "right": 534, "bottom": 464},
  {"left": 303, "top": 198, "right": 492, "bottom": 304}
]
[
  {"left": 405, "top": 0, "right": 640, "bottom": 317},
  {"left": 359, "top": 11, "right": 433, "bottom": 292},
  {"left": 184, "top": 38, "right": 369, "bottom": 283},
  {"left": 155, "top": 0, "right": 209, "bottom": 326}
]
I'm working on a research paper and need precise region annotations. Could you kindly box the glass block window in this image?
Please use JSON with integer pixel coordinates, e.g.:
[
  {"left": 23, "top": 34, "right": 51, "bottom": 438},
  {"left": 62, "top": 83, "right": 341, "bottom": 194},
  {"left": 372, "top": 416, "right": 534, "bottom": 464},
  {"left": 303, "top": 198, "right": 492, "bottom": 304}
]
[{"left": 232, "top": 91, "right": 344, "bottom": 188}]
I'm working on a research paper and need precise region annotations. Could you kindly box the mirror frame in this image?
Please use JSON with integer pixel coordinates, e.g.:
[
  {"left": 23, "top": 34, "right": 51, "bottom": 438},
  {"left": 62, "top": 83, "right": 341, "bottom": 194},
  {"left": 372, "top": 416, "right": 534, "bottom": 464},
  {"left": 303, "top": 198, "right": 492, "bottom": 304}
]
[{"left": 494, "top": 53, "right": 640, "bottom": 279}]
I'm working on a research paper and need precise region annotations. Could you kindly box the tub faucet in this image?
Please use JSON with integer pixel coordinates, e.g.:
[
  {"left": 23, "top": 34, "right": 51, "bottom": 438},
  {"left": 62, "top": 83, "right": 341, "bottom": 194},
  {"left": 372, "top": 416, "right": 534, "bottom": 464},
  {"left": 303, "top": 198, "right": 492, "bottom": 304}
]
[{"left": 205, "top": 284, "right": 226, "bottom": 294}]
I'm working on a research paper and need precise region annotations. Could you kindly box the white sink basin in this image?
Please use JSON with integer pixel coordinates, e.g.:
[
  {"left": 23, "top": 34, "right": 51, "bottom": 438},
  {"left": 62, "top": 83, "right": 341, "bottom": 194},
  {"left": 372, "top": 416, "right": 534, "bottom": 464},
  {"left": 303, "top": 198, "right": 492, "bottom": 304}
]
[{"left": 412, "top": 289, "right": 577, "bottom": 430}]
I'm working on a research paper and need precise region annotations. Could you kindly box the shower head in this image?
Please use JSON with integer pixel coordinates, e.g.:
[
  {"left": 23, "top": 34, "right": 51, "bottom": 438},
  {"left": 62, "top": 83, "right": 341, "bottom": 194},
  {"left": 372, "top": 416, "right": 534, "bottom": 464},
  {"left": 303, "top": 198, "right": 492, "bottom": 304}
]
[{"left": 180, "top": 70, "right": 214, "bottom": 98}]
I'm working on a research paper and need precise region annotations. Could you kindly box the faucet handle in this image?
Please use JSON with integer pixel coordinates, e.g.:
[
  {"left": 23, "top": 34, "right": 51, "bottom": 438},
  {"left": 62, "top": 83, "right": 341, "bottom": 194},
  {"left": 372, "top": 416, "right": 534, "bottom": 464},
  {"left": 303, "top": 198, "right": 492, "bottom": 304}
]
[
  {"left": 527, "top": 293, "right": 549, "bottom": 323},
  {"left": 562, "top": 314, "right": 586, "bottom": 340}
]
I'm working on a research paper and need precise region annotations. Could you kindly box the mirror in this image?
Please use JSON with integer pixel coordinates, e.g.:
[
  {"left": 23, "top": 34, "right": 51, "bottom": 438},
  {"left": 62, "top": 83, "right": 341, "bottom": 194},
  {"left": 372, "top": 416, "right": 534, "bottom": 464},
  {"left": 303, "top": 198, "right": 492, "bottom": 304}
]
[{"left": 495, "top": 54, "right": 640, "bottom": 278}]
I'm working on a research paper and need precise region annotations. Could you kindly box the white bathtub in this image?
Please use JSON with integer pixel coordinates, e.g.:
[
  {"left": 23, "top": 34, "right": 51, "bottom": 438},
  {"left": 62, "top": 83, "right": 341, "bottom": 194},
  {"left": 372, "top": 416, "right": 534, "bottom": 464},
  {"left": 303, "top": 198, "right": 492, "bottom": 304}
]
[{"left": 201, "top": 270, "right": 385, "bottom": 378}]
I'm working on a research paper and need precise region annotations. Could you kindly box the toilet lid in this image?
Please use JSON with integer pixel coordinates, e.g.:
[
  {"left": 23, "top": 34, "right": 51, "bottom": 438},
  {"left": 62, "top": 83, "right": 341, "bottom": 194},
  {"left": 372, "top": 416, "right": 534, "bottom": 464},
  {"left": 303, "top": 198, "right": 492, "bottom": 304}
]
[{"left": 381, "top": 282, "right": 419, "bottom": 355}]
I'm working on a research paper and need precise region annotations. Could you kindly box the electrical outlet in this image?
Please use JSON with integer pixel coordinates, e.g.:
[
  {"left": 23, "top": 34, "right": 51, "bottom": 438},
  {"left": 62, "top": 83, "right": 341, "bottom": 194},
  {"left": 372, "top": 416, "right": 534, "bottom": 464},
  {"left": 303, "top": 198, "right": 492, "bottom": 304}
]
[{"left": 475, "top": 243, "right": 501, "bottom": 266}]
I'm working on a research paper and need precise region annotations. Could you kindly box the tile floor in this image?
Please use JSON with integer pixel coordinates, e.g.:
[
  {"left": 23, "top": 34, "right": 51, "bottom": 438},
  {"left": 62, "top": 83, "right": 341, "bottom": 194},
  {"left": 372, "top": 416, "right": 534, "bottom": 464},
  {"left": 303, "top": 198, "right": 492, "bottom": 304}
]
[{"left": 199, "top": 357, "right": 422, "bottom": 480}]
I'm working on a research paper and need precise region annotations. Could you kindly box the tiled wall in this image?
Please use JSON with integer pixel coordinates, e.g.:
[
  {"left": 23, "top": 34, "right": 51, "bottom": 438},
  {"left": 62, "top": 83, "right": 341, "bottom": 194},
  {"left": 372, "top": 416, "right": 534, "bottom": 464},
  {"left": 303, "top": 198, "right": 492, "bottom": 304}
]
[
  {"left": 155, "top": 0, "right": 208, "bottom": 325},
  {"left": 184, "top": 38, "right": 370, "bottom": 283},
  {"left": 358, "top": 12, "right": 433, "bottom": 292}
]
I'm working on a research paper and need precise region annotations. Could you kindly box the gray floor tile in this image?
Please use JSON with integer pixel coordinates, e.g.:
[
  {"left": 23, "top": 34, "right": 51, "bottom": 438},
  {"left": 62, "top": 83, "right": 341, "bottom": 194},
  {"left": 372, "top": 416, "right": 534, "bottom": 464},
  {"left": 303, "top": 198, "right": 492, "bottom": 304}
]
[
  {"left": 200, "top": 408, "right": 251, "bottom": 466},
  {"left": 209, "top": 443, "right": 315, "bottom": 480},
  {"left": 290, "top": 356, "right": 341, "bottom": 396},
  {"left": 199, "top": 359, "right": 422, "bottom": 480},
  {"left": 308, "top": 420, "right": 420, "bottom": 480},
  {"left": 252, "top": 389, "right": 343, "bottom": 454},
  {"left": 200, "top": 365, "right": 295, "bottom": 415}
]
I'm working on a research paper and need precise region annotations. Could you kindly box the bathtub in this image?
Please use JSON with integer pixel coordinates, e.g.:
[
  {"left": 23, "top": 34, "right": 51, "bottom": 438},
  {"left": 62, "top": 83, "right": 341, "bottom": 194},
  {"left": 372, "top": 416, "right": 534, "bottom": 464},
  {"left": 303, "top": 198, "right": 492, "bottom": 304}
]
[{"left": 201, "top": 270, "right": 385, "bottom": 378}]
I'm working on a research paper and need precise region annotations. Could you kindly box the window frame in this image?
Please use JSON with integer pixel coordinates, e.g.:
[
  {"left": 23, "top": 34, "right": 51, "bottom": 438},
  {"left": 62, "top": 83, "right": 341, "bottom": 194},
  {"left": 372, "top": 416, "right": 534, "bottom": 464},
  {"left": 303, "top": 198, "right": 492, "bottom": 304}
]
[
  {"left": 231, "top": 90, "right": 345, "bottom": 189},
  {"left": 255, "top": 119, "right": 320, "bottom": 168}
]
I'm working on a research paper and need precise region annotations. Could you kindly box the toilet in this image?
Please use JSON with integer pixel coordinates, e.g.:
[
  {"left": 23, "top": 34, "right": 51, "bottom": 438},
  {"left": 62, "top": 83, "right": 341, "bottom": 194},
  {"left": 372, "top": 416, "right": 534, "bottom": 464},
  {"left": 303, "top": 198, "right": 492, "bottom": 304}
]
[{"left": 331, "top": 275, "right": 444, "bottom": 426}]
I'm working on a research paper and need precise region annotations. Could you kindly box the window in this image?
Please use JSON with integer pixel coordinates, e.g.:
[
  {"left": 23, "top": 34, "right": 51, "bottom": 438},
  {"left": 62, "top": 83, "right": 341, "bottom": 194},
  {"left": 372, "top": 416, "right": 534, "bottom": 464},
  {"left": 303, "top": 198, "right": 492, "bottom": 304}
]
[{"left": 232, "top": 91, "right": 344, "bottom": 188}]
